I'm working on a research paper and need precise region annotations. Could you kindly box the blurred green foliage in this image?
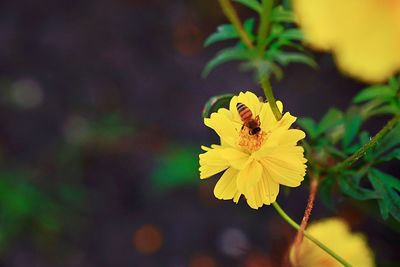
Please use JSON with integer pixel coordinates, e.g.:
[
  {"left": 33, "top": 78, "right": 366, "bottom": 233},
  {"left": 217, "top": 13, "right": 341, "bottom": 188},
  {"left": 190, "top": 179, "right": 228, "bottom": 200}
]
[
  {"left": 298, "top": 77, "right": 400, "bottom": 222},
  {"left": 151, "top": 145, "right": 200, "bottom": 192}
]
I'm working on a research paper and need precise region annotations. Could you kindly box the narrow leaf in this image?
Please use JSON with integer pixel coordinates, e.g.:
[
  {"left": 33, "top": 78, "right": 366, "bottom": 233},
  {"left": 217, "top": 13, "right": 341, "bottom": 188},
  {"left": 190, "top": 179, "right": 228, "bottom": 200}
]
[
  {"left": 343, "top": 114, "right": 363, "bottom": 149},
  {"left": 370, "top": 169, "right": 400, "bottom": 192},
  {"left": 202, "top": 94, "right": 234, "bottom": 118},
  {"left": 243, "top": 18, "right": 256, "bottom": 39},
  {"left": 339, "top": 175, "right": 378, "bottom": 201},
  {"left": 374, "top": 123, "right": 400, "bottom": 157},
  {"left": 270, "top": 5, "right": 295, "bottom": 23},
  {"left": 269, "top": 51, "right": 317, "bottom": 68},
  {"left": 297, "top": 117, "right": 317, "bottom": 139},
  {"left": 204, "top": 24, "right": 238, "bottom": 47},
  {"left": 317, "top": 108, "right": 344, "bottom": 135},
  {"left": 368, "top": 173, "right": 390, "bottom": 220},
  {"left": 279, "top": 29, "right": 304, "bottom": 41},
  {"left": 353, "top": 85, "right": 395, "bottom": 103},
  {"left": 233, "top": 0, "right": 262, "bottom": 13},
  {"left": 202, "top": 47, "right": 255, "bottom": 77}
]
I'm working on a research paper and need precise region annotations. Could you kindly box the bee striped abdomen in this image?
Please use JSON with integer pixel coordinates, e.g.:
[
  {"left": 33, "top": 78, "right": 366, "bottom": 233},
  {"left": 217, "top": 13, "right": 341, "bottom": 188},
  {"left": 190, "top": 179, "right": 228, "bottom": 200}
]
[{"left": 236, "top": 102, "right": 253, "bottom": 122}]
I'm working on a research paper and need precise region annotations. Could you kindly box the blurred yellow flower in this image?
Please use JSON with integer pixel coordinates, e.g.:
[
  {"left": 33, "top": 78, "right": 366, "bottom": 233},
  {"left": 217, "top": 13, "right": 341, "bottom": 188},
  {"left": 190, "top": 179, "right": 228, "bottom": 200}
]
[
  {"left": 199, "top": 91, "right": 307, "bottom": 209},
  {"left": 289, "top": 218, "right": 375, "bottom": 267},
  {"left": 293, "top": 0, "right": 400, "bottom": 83}
]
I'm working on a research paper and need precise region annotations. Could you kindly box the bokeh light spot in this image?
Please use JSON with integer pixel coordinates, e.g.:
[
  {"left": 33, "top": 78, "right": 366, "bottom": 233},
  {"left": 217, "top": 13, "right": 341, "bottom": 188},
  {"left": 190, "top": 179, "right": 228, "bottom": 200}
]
[
  {"left": 10, "top": 78, "right": 44, "bottom": 109},
  {"left": 133, "top": 224, "right": 163, "bottom": 255},
  {"left": 218, "top": 227, "right": 249, "bottom": 257}
]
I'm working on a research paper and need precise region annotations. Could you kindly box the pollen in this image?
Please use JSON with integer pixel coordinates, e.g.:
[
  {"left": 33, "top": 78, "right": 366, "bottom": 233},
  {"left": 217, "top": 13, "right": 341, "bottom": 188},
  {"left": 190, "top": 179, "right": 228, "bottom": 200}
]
[{"left": 238, "top": 129, "right": 268, "bottom": 152}]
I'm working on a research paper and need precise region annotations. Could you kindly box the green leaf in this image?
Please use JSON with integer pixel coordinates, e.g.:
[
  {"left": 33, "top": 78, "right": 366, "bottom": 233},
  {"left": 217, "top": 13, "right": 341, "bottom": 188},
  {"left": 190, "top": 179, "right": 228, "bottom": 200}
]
[
  {"left": 204, "top": 24, "right": 238, "bottom": 47},
  {"left": 268, "top": 51, "right": 317, "bottom": 68},
  {"left": 233, "top": 0, "right": 262, "bottom": 13},
  {"left": 297, "top": 117, "right": 317, "bottom": 139},
  {"left": 243, "top": 18, "right": 256, "bottom": 39},
  {"left": 369, "top": 104, "right": 400, "bottom": 116},
  {"left": 204, "top": 18, "right": 256, "bottom": 47},
  {"left": 343, "top": 114, "right": 363, "bottom": 149},
  {"left": 270, "top": 5, "right": 295, "bottom": 23},
  {"left": 368, "top": 170, "right": 400, "bottom": 221},
  {"left": 353, "top": 85, "right": 396, "bottom": 104},
  {"left": 202, "top": 94, "right": 234, "bottom": 118},
  {"left": 371, "top": 169, "right": 400, "bottom": 191},
  {"left": 317, "top": 108, "right": 344, "bottom": 135},
  {"left": 279, "top": 29, "right": 304, "bottom": 41},
  {"left": 374, "top": 123, "right": 400, "bottom": 157},
  {"left": 388, "top": 76, "right": 399, "bottom": 90},
  {"left": 379, "top": 148, "right": 400, "bottom": 162},
  {"left": 202, "top": 47, "right": 256, "bottom": 77},
  {"left": 339, "top": 172, "right": 378, "bottom": 201}
]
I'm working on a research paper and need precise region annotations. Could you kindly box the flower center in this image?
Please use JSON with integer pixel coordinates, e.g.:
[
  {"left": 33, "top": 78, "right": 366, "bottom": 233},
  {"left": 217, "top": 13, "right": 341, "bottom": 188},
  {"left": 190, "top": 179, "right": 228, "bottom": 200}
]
[{"left": 238, "top": 128, "right": 268, "bottom": 152}]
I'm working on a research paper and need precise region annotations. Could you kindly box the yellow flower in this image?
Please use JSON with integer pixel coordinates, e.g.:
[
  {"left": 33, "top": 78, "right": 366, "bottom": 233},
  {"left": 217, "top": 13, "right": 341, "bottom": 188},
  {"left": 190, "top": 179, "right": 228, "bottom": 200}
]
[
  {"left": 199, "top": 91, "right": 307, "bottom": 209},
  {"left": 289, "top": 218, "right": 375, "bottom": 267},
  {"left": 293, "top": 0, "right": 400, "bottom": 83}
]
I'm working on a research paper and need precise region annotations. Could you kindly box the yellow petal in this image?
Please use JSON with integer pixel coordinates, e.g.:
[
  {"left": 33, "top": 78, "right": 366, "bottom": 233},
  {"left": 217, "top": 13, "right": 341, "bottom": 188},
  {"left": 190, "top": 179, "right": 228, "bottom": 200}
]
[
  {"left": 245, "top": 185, "right": 263, "bottom": 209},
  {"left": 236, "top": 160, "right": 262, "bottom": 192},
  {"left": 199, "top": 145, "right": 229, "bottom": 179},
  {"left": 233, "top": 192, "right": 241, "bottom": 203},
  {"left": 260, "top": 147, "right": 307, "bottom": 187},
  {"left": 258, "top": 101, "right": 284, "bottom": 132},
  {"left": 214, "top": 167, "right": 239, "bottom": 200},
  {"left": 204, "top": 108, "right": 238, "bottom": 148},
  {"left": 220, "top": 147, "right": 250, "bottom": 170},
  {"left": 259, "top": 169, "right": 280, "bottom": 205},
  {"left": 268, "top": 129, "right": 306, "bottom": 146},
  {"left": 294, "top": 0, "right": 400, "bottom": 83}
]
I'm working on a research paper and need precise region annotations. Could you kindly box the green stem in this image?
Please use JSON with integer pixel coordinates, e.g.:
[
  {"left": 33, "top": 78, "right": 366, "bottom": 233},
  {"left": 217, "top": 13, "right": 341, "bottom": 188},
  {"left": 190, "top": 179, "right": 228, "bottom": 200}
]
[
  {"left": 257, "top": 0, "right": 273, "bottom": 56},
  {"left": 272, "top": 202, "right": 352, "bottom": 267},
  {"left": 260, "top": 76, "right": 282, "bottom": 120},
  {"left": 331, "top": 115, "right": 400, "bottom": 173},
  {"left": 218, "top": 0, "right": 254, "bottom": 49}
]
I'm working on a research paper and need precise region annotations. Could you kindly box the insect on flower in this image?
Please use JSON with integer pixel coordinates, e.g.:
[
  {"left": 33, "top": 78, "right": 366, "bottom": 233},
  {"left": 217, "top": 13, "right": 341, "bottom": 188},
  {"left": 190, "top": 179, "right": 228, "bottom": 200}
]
[
  {"left": 199, "top": 91, "right": 307, "bottom": 209},
  {"left": 236, "top": 102, "right": 261, "bottom": 135}
]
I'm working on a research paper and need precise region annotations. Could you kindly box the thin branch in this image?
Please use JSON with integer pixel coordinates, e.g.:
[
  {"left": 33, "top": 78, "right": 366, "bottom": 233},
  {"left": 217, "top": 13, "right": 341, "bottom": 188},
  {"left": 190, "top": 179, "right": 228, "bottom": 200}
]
[
  {"left": 331, "top": 115, "right": 400, "bottom": 173},
  {"left": 218, "top": 0, "right": 255, "bottom": 49},
  {"left": 293, "top": 178, "right": 319, "bottom": 266}
]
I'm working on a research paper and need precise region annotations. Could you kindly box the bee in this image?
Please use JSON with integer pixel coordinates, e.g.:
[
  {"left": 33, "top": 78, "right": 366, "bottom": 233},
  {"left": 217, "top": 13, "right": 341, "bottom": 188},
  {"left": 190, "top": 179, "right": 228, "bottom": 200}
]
[{"left": 236, "top": 102, "right": 261, "bottom": 135}]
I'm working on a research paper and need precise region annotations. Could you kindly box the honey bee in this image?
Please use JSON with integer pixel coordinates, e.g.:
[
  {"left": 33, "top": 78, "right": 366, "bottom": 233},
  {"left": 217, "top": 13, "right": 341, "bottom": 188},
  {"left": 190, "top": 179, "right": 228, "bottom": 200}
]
[{"left": 236, "top": 102, "right": 261, "bottom": 135}]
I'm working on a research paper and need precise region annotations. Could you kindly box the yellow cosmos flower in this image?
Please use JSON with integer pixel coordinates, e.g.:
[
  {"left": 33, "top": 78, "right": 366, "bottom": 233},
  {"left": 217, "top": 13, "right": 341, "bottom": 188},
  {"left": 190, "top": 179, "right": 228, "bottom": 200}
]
[
  {"left": 293, "top": 0, "right": 400, "bottom": 83},
  {"left": 289, "top": 218, "right": 375, "bottom": 267},
  {"left": 199, "top": 91, "right": 307, "bottom": 209}
]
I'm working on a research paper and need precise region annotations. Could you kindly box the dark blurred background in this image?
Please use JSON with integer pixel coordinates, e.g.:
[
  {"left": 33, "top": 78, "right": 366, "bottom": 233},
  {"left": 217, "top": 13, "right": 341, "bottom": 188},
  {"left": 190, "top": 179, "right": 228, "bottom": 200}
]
[{"left": 0, "top": 0, "right": 399, "bottom": 266}]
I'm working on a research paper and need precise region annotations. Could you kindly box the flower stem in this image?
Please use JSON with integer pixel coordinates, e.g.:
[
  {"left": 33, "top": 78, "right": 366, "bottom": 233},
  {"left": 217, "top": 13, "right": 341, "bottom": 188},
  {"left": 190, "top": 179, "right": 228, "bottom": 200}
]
[
  {"left": 218, "top": 0, "right": 254, "bottom": 49},
  {"left": 260, "top": 76, "right": 282, "bottom": 120},
  {"left": 330, "top": 115, "right": 400, "bottom": 173},
  {"left": 272, "top": 202, "right": 352, "bottom": 267}
]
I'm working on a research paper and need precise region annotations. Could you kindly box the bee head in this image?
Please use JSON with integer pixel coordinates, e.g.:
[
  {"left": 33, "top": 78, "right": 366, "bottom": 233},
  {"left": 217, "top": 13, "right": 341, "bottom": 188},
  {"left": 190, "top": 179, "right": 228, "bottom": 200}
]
[{"left": 250, "top": 127, "right": 261, "bottom": 135}]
